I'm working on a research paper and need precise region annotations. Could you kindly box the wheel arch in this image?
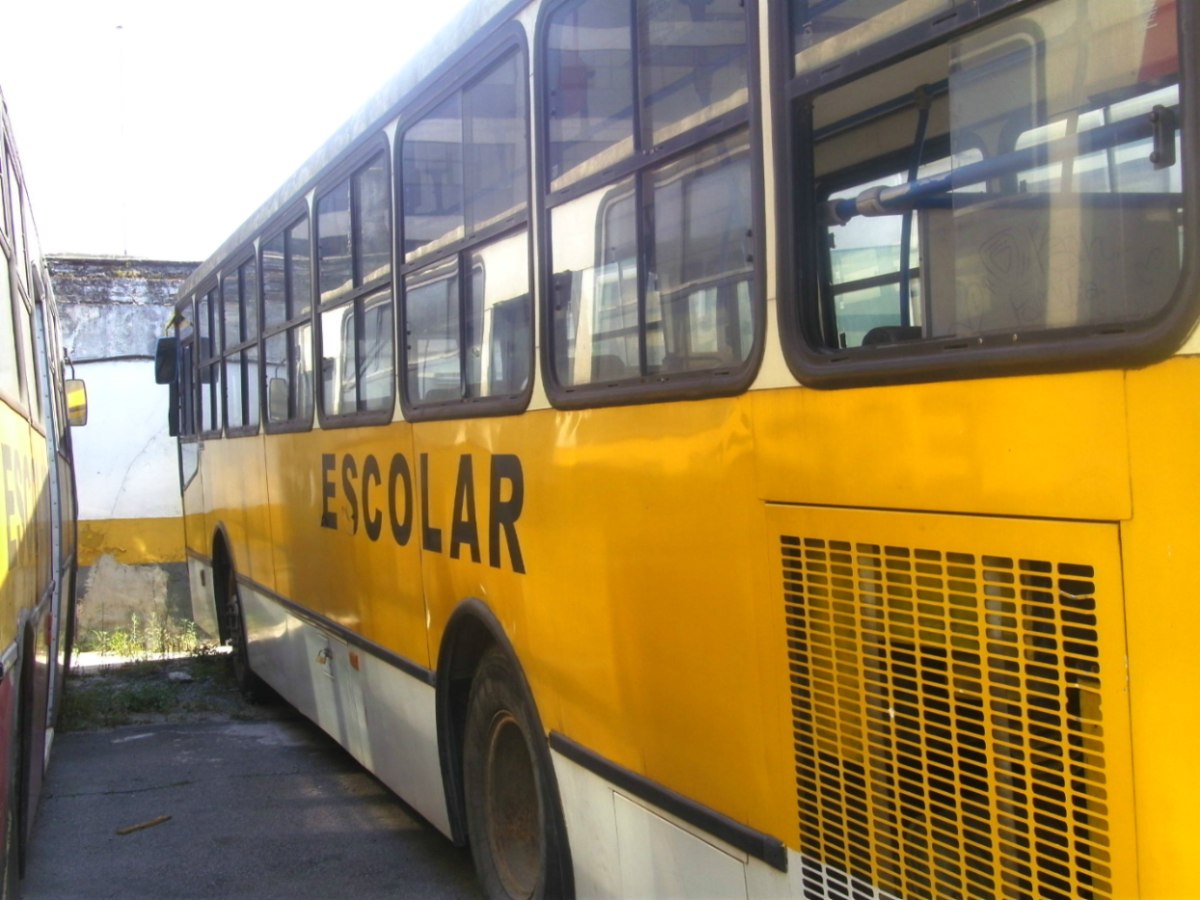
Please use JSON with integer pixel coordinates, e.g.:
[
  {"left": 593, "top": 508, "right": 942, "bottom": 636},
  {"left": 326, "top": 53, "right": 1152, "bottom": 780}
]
[
  {"left": 434, "top": 597, "right": 575, "bottom": 897},
  {"left": 436, "top": 598, "right": 508, "bottom": 846},
  {"left": 209, "top": 525, "right": 235, "bottom": 646}
]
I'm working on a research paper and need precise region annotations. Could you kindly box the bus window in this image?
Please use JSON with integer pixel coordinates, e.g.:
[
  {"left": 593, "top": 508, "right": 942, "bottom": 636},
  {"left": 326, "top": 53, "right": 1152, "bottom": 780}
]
[
  {"left": 262, "top": 214, "right": 314, "bottom": 428},
  {"left": 405, "top": 257, "right": 460, "bottom": 403},
  {"left": 638, "top": 0, "right": 748, "bottom": 147},
  {"left": 400, "top": 46, "right": 531, "bottom": 415},
  {"left": 542, "top": 0, "right": 758, "bottom": 401},
  {"left": 317, "top": 147, "right": 394, "bottom": 422},
  {"left": 488, "top": 294, "right": 531, "bottom": 397},
  {"left": 357, "top": 291, "right": 393, "bottom": 412},
  {"left": 545, "top": 0, "right": 634, "bottom": 192},
  {"left": 551, "top": 180, "right": 638, "bottom": 385},
  {"left": 22, "top": 297, "right": 40, "bottom": 420},
  {"left": 468, "top": 231, "right": 531, "bottom": 398},
  {"left": 465, "top": 51, "right": 526, "bottom": 235},
  {"left": 198, "top": 287, "right": 222, "bottom": 436},
  {"left": 222, "top": 258, "right": 260, "bottom": 433},
  {"left": 793, "top": 0, "right": 1186, "bottom": 362},
  {"left": 650, "top": 135, "right": 754, "bottom": 374},
  {"left": 0, "top": 250, "right": 17, "bottom": 398},
  {"left": 4, "top": 143, "right": 26, "bottom": 291},
  {"left": 179, "top": 339, "right": 196, "bottom": 436},
  {"left": 550, "top": 131, "right": 754, "bottom": 386},
  {"left": 402, "top": 94, "right": 465, "bottom": 261}
]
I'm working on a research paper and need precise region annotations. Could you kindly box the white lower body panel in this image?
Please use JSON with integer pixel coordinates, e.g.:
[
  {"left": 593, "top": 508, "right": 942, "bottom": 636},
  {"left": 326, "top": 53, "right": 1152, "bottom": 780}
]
[
  {"left": 551, "top": 749, "right": 836, "bottom": 899},
  {"left": 239, "top": 584, "right": 452, "bottom": 839}
]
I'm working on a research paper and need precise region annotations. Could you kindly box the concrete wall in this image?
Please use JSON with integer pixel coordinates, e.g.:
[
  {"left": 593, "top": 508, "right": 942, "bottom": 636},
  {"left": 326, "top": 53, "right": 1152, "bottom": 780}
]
[{"left": 46, "top": 256, "right": 197, "bottom": 636}]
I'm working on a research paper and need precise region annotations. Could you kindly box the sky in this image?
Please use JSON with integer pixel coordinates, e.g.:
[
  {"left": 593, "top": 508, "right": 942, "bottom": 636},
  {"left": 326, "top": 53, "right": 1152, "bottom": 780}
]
[{"left": 1, "top": 0, "right": 473, "bottom": 262}]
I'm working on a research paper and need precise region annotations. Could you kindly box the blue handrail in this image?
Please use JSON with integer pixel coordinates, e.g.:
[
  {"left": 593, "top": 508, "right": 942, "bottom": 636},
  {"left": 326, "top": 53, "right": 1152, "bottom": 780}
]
[{"left": 821, "top": 107, "right": 1175, "bottom": 226}]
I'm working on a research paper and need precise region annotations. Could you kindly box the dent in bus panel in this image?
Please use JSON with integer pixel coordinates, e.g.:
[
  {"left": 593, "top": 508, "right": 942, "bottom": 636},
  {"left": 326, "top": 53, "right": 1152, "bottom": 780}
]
[{"left": 811, "top": 0, "right": 1184, "bottom": 350}]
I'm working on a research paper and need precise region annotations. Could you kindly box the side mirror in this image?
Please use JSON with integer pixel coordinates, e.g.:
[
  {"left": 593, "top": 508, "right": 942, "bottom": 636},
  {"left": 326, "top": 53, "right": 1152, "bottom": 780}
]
[
  {"left": 155, "top": 337, "right": 178, "bottom": 384},
  {"left": 65, "top": 378, "right": 88, "bottom": 427}
]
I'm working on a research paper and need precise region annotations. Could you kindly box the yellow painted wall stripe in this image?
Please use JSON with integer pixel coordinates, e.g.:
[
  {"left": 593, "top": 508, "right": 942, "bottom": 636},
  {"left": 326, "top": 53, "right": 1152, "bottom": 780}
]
[{"left": 78, "top": 517, "right": 186, "bottom": 566}]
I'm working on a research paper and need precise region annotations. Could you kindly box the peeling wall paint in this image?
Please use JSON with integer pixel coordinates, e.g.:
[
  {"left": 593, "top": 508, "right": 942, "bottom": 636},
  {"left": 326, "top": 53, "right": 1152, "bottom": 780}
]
[{"left": 47, "top": 256, "right": 198, "bottom": 634}]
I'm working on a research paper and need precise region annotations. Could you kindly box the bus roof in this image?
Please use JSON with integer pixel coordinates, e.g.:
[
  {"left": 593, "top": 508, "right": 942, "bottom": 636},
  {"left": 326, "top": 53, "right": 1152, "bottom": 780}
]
[{"left": 175, "top": 0, "right": 520, "bottom": 306}]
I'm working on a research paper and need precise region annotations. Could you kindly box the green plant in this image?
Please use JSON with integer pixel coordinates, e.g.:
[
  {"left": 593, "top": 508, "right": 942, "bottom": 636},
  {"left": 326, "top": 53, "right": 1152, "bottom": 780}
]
[
  {"left": 77, "top": 612, "right": 211, "bottom": 659},
  {"left": 61, "top": 670, "right": 177, "bottom": 731}
]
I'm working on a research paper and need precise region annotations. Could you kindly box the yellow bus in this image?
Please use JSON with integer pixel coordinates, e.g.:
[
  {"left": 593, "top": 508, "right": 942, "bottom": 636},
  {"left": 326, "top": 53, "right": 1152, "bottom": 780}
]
[
  {"left": 1, "top": 84, "right": 86, "bottom": 893},
  {"left": 160, "top": 0, "right": 1195, "bottom": 895}
]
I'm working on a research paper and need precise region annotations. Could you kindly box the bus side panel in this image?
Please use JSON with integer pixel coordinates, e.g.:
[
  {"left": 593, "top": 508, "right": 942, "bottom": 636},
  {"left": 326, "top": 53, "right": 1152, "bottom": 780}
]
[
  {"left": 261, "top": 425, "right": 427, "bottom": 667},
  {"left": 205, "top": 437, "right": 274, "bottom": 593},
  {"left": 761, "top": 502, "right": 1138, "bottom": 899},
  {"left": 179, "top": 442, "right": 217, "bottom": 637},
  {"left": 237, "top": 587, "right": 451, "bottom": 836},
  {"left": 1122, "top": 356, "right": 1200, "bottom": 897},
  {"left": 752, "top": 371, "right": 1131, "bottom": 522},
  {"left": 417, "top": 397, "right": 778, "bottom": 842}
]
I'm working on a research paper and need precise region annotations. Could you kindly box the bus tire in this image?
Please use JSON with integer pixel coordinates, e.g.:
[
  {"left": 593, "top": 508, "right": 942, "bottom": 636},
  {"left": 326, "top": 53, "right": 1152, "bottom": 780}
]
[
  {"left": 463, "top": 647, "right": 571, "bottom": 900},
  {"left": 224, "top": 575, "right": 266, "bottom": 702}
]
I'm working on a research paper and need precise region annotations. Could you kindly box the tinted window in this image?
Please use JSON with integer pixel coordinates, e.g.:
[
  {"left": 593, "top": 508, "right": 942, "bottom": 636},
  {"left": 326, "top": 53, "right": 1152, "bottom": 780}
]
[
  {"left": 403, "top": 96, "right": 465, "bottom": 260},
  {"left": 798, "top": 0, "right": 1186, "bottom": 358},
  {"left": 401, "top": 48, "right": 533, "bottom": 415},
  {"left": 317, "top": 149, "right": 395, "bottom": 421},
  {"left": 263, "top": 214, "right": 315, "bottom": 428},
  {"left": 545, "top": 0, "right": 634, "bottom": 191}
]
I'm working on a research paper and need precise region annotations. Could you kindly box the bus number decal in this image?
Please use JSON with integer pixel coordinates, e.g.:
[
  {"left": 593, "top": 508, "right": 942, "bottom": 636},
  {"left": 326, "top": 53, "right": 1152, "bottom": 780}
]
[{"left": 320, "top": 452, "right": 525, "bottom": 574}]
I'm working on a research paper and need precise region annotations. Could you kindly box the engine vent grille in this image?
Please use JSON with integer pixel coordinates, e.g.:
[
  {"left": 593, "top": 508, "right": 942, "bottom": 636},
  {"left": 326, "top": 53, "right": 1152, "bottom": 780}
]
[{"left": 782, "top": 536, "right": 1111, "bottom": 900}]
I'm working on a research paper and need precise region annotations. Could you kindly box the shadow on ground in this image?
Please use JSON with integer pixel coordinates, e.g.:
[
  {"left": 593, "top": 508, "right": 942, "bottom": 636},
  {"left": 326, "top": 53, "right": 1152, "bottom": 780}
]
[{"left": 24, "top": 655, "right": 481, "bottom": 899}]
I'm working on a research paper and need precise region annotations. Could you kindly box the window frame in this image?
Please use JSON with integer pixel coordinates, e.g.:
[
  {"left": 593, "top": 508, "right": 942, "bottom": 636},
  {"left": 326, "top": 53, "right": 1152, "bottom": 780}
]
[
  {"left": 260, "top": 204, "right": 316, "bottom": 435},
  {"left": 196, "top": 282, "right": 224, "bottom": 440},
  {"left": 220, "top": 249, "right": 262, "bottom": 437},
  {"left": 314, "top": 136, "right": 397, "bottom": 429},
  {"left": 175, "top": 295, "right": 201, "bottom": 444},
  {"left": 0, "top": 142, "right": 23, "bottom": 414},
  {"left": 534, "top": 0, "right": 767, "bottom": 410},
  {"left": 775, "top": 0, "right": 1200, "bottom": 388},
  {"left": 396, "top": 29, "right": 535, "bottom": 423},
  {"left": 3, "top": 139, "right": 27, "bottom": 297}
]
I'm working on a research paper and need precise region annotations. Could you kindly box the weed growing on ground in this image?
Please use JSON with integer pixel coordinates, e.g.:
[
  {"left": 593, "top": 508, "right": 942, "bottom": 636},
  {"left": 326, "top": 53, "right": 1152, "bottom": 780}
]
[
  {"left": 60, "top": 651, "right": 283, "bottom": 732},
  {"left": 79, "top": 612, "right": 206, "bottom": 660}
]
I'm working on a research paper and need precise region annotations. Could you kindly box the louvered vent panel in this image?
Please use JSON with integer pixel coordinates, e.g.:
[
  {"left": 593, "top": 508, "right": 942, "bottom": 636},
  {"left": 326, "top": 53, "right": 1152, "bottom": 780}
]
[{"left": 782, "top": 536, "right": 1111, "bottom": 900}]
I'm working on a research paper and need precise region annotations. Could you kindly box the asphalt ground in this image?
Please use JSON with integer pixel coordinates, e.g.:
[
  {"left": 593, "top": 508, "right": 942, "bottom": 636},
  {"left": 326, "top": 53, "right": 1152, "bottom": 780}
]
[{"left": 21, "top": 658, "right": 482, "bottom": 899}]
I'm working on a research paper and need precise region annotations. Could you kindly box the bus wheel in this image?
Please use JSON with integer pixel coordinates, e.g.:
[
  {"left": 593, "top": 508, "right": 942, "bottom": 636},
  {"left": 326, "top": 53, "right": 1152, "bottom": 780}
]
[
  {"left": 463, "top": 647, "right": 570, "bottom": 899},
  {"left": 223, "top": 576, "right": 265, "bottom": 701}
]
